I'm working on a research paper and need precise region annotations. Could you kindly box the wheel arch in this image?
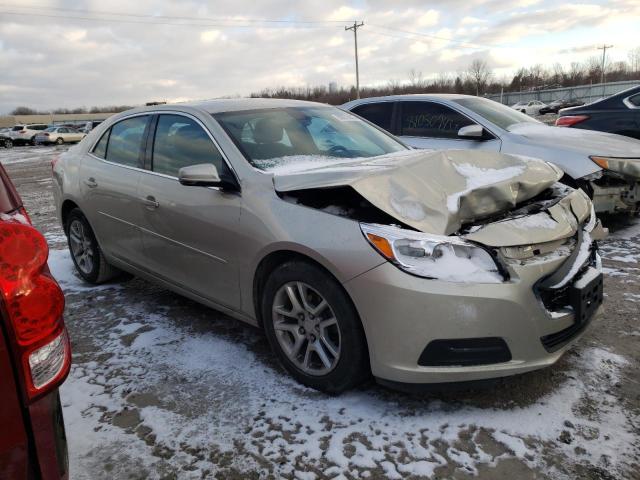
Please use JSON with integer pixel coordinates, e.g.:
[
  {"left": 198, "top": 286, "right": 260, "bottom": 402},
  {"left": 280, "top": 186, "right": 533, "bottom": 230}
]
[
  {"left": 60, "top": 199, "right": 80, "bottom": 232},
  {"left": 252, "top": 250, "right": 364, "bottom": 334}
]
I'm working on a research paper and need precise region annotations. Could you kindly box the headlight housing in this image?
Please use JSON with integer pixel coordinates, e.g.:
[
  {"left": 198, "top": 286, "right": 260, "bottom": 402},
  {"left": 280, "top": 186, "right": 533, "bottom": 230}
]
[{"left": 360, "top": 223, "right": 504, "bottom": 283}]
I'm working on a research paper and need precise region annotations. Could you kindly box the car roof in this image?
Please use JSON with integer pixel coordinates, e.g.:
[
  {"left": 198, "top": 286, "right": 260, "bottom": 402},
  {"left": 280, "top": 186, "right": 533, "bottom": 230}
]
[
  {"left": 342, "top": 94, "right": 472, "bottom": 108},
  {"left": 113, "top": 98, "right": 329, "bottom": 118}
]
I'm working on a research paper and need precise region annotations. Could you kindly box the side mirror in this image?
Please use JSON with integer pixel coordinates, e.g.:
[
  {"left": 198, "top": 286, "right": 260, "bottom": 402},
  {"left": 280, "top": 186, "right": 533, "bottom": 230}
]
[
  {"left": 179, "top": 163, "right": 237, "bottom": 191},
  {"left": 458, "top": 124, "right": 484, "bottom": 140}
]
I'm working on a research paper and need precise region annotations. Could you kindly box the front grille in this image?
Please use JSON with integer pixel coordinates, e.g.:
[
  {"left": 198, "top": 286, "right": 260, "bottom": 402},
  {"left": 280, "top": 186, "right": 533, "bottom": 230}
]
[
  {"left": 541, "top": 315, "right": 593, "bottom": 352},
  {"left": 537, "top": 246, "right": 598, "bottom": 312}
]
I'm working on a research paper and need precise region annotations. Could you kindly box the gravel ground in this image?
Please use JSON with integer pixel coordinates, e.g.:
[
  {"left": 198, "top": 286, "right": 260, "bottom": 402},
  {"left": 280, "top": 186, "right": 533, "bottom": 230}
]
[{"left": 2, "top": 145, "right": 639, "bottom": 480}]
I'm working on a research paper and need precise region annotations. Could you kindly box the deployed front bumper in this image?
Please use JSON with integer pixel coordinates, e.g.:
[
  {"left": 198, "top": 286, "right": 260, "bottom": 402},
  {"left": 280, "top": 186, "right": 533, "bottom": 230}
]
[{"left": 344, "top": 232, "right": 602, "bottom": 385}]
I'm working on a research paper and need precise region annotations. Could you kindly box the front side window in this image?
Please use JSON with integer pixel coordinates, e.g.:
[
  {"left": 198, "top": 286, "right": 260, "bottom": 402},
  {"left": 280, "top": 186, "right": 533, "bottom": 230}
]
[
  {"left": 152, "top": 114, "right": 227, "bottom": 177},
  {"left": 454, "top": 97, "right": 540, "bottom": 130},
  {"left": 105, "top": 116, "right": 148, "bottom": 167},
  {"left": 214, "top": 106, "right": 405, "bottom": 169},
  {"left": 400, "top": 102, "right": 473, "bottom": 139},
  {"left": 351, "top": 102, "right": 394, "bottom": 131}
]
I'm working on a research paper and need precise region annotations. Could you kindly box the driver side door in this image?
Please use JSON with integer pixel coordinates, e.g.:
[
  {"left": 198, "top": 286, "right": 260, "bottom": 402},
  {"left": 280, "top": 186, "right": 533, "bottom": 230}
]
[
  {"left": 136, "top": 113, "right": 242, "bottom": 310},
  {"left": 396, "top": 101, "right": 501, "bottom": 152}
]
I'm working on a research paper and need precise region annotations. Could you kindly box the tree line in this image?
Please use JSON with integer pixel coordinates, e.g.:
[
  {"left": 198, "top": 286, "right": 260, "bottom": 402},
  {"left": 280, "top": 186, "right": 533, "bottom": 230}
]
[
  {"left": 9, "top": 105, "right": 135, "bottom": 116},
  {"left": 252, "top": 47, "right": 640, "bottom": 105}
]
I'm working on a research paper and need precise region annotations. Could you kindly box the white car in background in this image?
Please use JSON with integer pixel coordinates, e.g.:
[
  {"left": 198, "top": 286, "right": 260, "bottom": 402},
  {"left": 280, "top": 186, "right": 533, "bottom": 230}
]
[
  {"left": 35, "top": 126, "right": 86, "bottom": 145},
  {"left": 9, "top": 123, "right": 49, "bottom": 145},
  {"left": 342, "top": 94, "right": 640, "bottom": 215},
  {"left": 511, "top": 100, "right": 547, "bottom": 115}
]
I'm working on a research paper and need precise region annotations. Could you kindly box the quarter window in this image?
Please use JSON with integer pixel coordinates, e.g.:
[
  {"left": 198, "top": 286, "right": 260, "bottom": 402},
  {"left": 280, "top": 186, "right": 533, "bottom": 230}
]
[
  {"left": 92, "top": 129, "right": 109, "bottom": 158},
  {"left": 628, "top": 94, "right": 640, "bottom": 107},
  {"left": 105, "top": 116, "right": 149, "bottom": 167},
  {"left": 152, "top": 114, "right": 227, "bottom": 178},
  {"left": 351, "top": 102, "right": 394, "bottom": 131},
  {"left": 400, "top": 102, "right": 473, "bottom": 138}
]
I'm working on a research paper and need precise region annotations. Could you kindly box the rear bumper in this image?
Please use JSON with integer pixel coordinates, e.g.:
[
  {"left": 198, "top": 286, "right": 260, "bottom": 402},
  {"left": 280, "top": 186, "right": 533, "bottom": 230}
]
[
  {"left": 28, "top": 391, "right": 69, "bottom": 480},
  {"left": 344, "top": 246, "right": 602, "bottom": 385}
]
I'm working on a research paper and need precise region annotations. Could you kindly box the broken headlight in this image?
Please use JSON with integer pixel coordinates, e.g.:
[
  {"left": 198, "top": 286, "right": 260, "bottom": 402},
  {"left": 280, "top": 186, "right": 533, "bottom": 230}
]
[{"left": 360, "top": 223, "right": 504, "bottom": 283}]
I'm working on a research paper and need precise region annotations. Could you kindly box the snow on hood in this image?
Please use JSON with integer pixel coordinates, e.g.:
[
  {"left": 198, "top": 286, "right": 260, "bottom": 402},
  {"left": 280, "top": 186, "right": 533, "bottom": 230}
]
[
  {"left": 270, "top": 149, "right": 563, "bottom": 236},
  {"left": 508, "top": 123, "right": 640, "bottom": 159}
]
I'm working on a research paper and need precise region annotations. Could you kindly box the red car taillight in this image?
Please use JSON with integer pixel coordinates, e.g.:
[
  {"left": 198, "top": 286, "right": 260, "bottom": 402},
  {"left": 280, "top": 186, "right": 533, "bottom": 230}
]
[
  {"left": 555, "top": 115, "right": 590, "bottom": 127},
  {"left": 0, "top": 221, "right": 70, "bottom": 401},
  {"left": 43, "top": 133, "right": 50, "bottom": 137}
]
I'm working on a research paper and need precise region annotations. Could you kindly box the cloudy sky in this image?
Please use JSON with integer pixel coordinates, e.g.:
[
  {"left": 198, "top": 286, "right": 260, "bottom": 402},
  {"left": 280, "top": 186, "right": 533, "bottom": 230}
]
[{"left": 0, "top": 0, "right": 638, "bottom": 113}]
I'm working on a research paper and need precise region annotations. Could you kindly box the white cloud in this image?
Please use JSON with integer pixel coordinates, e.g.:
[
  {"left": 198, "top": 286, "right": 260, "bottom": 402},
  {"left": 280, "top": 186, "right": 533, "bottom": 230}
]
[{"left": 0, "top": 0, "right": 637, "bottom": 113}]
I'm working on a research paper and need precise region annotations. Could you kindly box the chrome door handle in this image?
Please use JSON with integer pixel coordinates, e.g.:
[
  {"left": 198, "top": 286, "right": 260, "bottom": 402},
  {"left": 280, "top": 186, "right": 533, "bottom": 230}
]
[
  {"left": 84, "top": 178, "right": 97, "bottom": 188},
  {"left": 142, "top": 196, "right": 159, "bottom": 209}
]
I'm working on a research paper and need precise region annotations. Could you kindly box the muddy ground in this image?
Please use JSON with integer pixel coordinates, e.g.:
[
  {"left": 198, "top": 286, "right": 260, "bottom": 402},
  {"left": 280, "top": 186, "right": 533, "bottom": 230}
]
[{"left": 2, "top": 145, "right": 638, "bottom": 480}]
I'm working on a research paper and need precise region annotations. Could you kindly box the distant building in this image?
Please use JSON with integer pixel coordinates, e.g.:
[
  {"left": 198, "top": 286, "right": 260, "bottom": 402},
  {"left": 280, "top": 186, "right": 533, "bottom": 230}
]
[{"left": 329, "top": 82, "right": 338, "bottom": 93}]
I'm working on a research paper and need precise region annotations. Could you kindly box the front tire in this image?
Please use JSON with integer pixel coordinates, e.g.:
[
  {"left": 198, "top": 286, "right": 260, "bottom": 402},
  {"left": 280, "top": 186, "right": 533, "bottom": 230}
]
[
  {"left": 3, "top": 139, "right": 11, "bottom": 148},
  {"left": 261, "top": 260, "right": 369, "bottom": 393},
  {"left": 65, "top": 208, "right": 121, "bottom": 284},
  {"left": 56, "top": 137, "right": 64, "bottom": 145}
]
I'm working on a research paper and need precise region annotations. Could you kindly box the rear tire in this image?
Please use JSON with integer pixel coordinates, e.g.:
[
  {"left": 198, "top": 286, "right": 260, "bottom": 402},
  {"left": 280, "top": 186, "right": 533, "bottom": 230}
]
[
  {"left": 3, "top": 139, "right": 11, "bottom": 148},
  {"left": 261, "top": 260, "right": 370, "bottom": 394},
  {"left": 65, "top": 208, "right": 121, "bottom": 284},
  {"left": 30, "top": 136, "right": 36, "bottom": 146}
]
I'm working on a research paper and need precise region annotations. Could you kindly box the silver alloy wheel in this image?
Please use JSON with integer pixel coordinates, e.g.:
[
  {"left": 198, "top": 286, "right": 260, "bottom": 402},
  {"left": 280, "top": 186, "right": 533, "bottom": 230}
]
[
  {"left": 69, "top": 219, "right": 94, "bottom": 274},
  {"left": 272, "top": 281, "right": 341, "bottom": 376}
]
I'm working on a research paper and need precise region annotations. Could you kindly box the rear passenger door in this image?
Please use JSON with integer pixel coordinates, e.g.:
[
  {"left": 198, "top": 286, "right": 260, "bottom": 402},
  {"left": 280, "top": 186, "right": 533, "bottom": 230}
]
[
  {"left": 136, "top": 113, "right": 242, "bottom": 310},
  {"left": 397, "top": 101, "right": 501, "bottom": 152},
  {"left": 80, "top": 115, "right": 149, "bottom": 267}
]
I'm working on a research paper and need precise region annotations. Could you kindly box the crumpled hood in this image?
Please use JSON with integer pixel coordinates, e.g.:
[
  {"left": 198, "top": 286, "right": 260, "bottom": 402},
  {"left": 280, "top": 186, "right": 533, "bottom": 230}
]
[
  {"left": 508, "top": 123, "right": 640, "bottom": 159},
  {"left": 271, "top": 150, "right": 563, "bottom": 236},
  {"left": 463, "top": 187, "right": 592, "bottom": 247}
]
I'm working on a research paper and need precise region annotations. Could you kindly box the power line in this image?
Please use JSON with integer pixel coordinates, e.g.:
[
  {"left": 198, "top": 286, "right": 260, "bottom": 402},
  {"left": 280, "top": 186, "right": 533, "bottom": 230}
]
[
  {"left": 0, "top": 10, "right": 342, "bottom": 29},
  {"left": 368, "top": 23, "right": 500, "bottom": 50},
  {"left": 0, "top": 3, "right": 355, "bottom": 25}
]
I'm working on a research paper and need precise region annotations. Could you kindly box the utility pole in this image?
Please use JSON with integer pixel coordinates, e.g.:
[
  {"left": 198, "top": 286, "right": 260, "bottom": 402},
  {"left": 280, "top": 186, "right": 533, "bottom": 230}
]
[
  {"left": 598, "top": 44, "right": 613, "bottom": 97},
  {"left": 345, "top": 21, "right": 364, "bottom": 99}
]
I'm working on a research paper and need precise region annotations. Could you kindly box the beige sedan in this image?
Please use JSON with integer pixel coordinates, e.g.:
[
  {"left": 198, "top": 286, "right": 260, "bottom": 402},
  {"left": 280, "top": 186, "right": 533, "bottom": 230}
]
[
  {"left": 52, "top": 99, "right": 605, "bottom": 393},
  {"left": 35, "top": 126, "right": 86, "bottom": 145}
]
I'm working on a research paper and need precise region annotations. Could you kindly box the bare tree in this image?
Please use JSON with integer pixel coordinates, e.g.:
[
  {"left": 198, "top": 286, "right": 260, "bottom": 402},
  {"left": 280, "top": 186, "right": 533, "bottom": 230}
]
[
  {"left": 465, "top": 59, "right": 492, "bottom": 96},
  {"left": 408, "top": 69, "right": 425, "bottom": 88}
]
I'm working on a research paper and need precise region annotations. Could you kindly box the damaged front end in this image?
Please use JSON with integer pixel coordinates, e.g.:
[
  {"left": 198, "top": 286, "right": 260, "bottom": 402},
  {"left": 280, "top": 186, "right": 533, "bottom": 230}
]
[{"left": 587, "top": 156, "right": 640, "bottom": 214}]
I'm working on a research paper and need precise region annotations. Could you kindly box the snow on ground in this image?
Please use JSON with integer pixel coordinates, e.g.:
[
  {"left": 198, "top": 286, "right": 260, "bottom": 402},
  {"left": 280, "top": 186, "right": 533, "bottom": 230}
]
[{"left": 48, "top": 249, "right": 639, "bottom": 479}]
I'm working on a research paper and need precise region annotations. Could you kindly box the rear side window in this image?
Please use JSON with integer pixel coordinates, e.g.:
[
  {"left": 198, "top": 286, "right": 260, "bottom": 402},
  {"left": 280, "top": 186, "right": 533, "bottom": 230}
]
[
  {"left": 105, "top": 116, "right": 148, "bottom": 167},
  {"left": 400, "top": 101, "right": 473, "bottom": 138},
  {"left": 152, "top": 114, "right": 227, "bottom": 177},
  {"left": 11, "top": 126, "right": 23, "bottom": 131},
  {"left": 351, "top": 102, "right": 394, "bottom": 131}
]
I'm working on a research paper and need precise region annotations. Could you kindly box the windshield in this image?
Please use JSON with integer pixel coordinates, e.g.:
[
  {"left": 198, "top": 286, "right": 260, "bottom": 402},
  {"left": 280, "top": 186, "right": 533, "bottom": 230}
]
[
  {"left": 213, "top": 106, "right": 406, "bottom": 169},
  {"left": 454, "top": 97, "right": 540, "bottom": 130}
]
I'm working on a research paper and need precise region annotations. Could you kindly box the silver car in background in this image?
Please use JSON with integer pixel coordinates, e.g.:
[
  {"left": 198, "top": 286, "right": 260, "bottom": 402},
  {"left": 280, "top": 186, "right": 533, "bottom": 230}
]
[
  {"left": 35, "top": 126, "right": 86, "bottom": 145},
  {"left": 52, "top": 99, "right": 604, "bottom": 392},
  {"left": 343, "top": 95, "right": 640, "bottom": 214}
]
